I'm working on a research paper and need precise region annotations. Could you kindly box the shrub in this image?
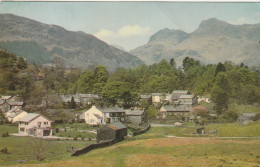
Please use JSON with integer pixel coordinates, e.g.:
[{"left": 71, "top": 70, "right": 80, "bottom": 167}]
[
  {"left": 0, "top": 147, "right": 8, "bottom": 154},
  {"left": 73, "top": 136, "right": 78, "bottom": 141},
  {"left": 2, "top": 132, "right": 9, "bottom": 137}
]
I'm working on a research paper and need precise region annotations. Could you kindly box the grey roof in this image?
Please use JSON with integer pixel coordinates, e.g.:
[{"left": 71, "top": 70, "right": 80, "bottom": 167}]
[
  {"left": 79, "top": 94, "right": 100, "bottom": 99},
  {"left": 1, "top": 96, "right": 12, "bottom": 100},
  {"left": 61, "top": 95, "right": 80, "bottom": 103},
  {"left": 161, "top": 105, "right": 191, "bottom": 112},
  {"left": 18, "top": 113, "right": 40, "bottom": 122},
  {"left": 179, "top": 95, "right": 195, "bottom": 99},
  {"left": 152, "top": 93, "right": 163, "bottom": 96},
  {"left": 96, "top": 106, "right": 125, "bottom": 113},
  {"left": 94, "top": 114, "right": 102, "bottom": 119},
  {"left": 7, "top": 101, "right": 24, "bottom": 106},
  {"left": 172, "top": 90, "right": 189, "bottom": 94},
  {"left": 8, "top": 110, "right": 24, "bottom": 118},
  {"left": 108, "top": 122, "right": 127, "bottom": 130},
  {"left": 238, "top": 113, "right": 257, "bottom": 120},
  {"left": 140, "top": 94, "right": 152, "bottom": 99},
  {"left": 125, "top": 109, "right": 144, "bottom": 116}
]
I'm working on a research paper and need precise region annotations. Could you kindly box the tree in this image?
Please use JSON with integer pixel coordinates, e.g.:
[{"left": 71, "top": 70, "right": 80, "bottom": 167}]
[
  {"left": 76, "top": 70, "right": 94, "bottom": 93},
  {"left": 191, "top": 106, "right": 209, "bottom": 118},
  {"left": 215, "top": 62, "right": 226, "bottom": 77},
  {"left": 70, "top": 96, "right": 77, "bottom": 109},
  {"left": 146, "top": 106, "right": 157, "bottom": 119},
  {"left": 211, "top": 72, "right": 230, "bottom": 114},
  {"left": 102, "top": 81, "right": 137, "bottom": 107},
  {"left": 93, "top": 65, "right": 108, "bottom": 94},
  {"left": 17, "top": 57, "right": 27, "bottom": 69},
  {"left": 29, "top": 138, "right": 50, "bottom": 161},
  {"left": 170, "top": 58, "right": 176, "bottom": 68}
]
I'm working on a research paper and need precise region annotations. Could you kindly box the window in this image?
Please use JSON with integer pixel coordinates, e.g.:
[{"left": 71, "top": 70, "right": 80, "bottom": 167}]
[
  {"left": 20, "top": 128, "right": 24, "bottom": 132},
  {"left": 38, "top": 122, "right": 41, "bottom": 127},
  {"left": 44, "top": 122, "right": 48, "bottom": 125}
]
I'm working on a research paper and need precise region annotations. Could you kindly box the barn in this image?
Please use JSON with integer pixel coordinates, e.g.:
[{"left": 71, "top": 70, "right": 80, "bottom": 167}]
[{"left": 96, "top": 122, "right": 127, "bottom": 143}]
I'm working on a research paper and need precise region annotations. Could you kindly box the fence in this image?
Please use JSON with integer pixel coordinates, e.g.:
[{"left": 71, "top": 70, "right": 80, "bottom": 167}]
[
  {"left": 133, "top": 124, "right": 150, "bottom": 136},
  {"left": 71, "top": 139, "right": 115, "bottom": 156}
]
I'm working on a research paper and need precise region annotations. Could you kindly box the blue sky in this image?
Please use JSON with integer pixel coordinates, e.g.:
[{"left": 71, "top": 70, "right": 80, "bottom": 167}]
[{"left": 1, "top": 2, "right": 260, "bottom": 50}]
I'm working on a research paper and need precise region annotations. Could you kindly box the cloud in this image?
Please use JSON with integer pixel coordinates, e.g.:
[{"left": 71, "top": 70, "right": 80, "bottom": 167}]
[{"left": 94, "top": 24, "right": 152, "bottom": 50}]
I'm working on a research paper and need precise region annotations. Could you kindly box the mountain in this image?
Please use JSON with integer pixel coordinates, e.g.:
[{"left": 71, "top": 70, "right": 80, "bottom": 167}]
[
  {"left": 130, "top": 18, "right": 260, "bottom": 66},
  {"left": 0, "top": 14, "right": 143, "bottom": 71}
]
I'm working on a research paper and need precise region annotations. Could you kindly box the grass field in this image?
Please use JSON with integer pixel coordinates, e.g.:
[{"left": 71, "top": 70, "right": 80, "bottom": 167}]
[
  {"left": 4, "top": 137, "right": 260, "bottom": 167},
  {"left": 0, "top": 125, "right": 95, "bottom": 166}
]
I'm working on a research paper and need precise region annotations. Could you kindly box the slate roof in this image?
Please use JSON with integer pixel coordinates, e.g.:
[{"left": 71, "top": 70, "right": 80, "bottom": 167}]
[
  {"left": 94, "top": 114, "right": 102, "bottom": 119},
  {"left": 1, "top": 96, "right": 12, "bottom": 100},
  {"left": 96, "top": 106, "right": 125, "bottom": 113},
  {"left": 61, "top": 95, "right": 80, "bottom": 103},
  {"left": 152, "top": 93, "right": 163, "bottom": 96},
  {"left": 18, "top": 113, "right": 40, "bottom": 122},
  {"left": 172, "top": 90, "right": 189, "bottom": 94},
  {"left": 79, "top": 94, "right": 100, "bottom": 99},
  {"left": 179, "top": 95, "right": 195, "bottom": 99},
  {"left": 125, "top": 109, "right": 144, "bottom": 116},
  {"left": 161, "top": 105, "right": 191, "bottom": 112},
  {"left": 7, "top": 101, "right": 24, "bottom": 106},
  {"left": 108, "top": 122, "right": 127, "bottom": 130},
  {"left": 140, "top": 94, "right": 152, "bottom": 99},
  {"left": 8, "top": 110, "right": 25, "bottom": 118}
]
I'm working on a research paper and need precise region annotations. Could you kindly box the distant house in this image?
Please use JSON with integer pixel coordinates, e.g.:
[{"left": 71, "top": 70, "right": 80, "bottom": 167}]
[
  {"left": 18, "top": 113, "right": 52, "bottom": 137},
  {"left": 237, "top": 113, "right": 257, "bottom": 122},
  {"left": 125, "top": 109, "right": 147, "bottom": 125},
  {"left": 159, "top": 105, "right": 191, "bottom": 118},
  {"left": 171, "top": 90, "right": 190, "bottom": 102},
  {"left": 151, "top": 93, "right": 172, "bottom": 104},
  {"left": 179, "top": 95, "right": 198, "bottom": 107},
  {"left": 197, "top": 96, "right": 210, "bottom": 103},
  {"left": 81, "top": 105, "right": 126, "bottom": 125},
  {"left": 96, "top": 122, "right": 127, "bottom": 143},
  {"left": 0, "top": 96, "right": 24, "bottom": 112},
  {"left": 140, "top": 94, "right": 152, "bottom": 104},
  {"left": 5, "top": 108, "right": 28, "bottom": 123},
  {"left": 60, "top": 94, "right": 100, "bottom": 107}
]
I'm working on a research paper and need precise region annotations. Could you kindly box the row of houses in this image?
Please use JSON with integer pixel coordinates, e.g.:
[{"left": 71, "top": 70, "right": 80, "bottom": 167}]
[
  {"left": 0, "top": 95, "right": 24, "bottom": 112},
  {"left": 79, "top": 105, "right": 147, "bottom": 126},
  {"left": 141, "top": 90, "right": 199, "bottom": 106}
]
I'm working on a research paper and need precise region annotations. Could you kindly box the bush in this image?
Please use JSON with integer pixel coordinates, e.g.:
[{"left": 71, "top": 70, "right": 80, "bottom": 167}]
[
  {"left": 73, "top": 136, "right": 78, "bottom": 141},
  {"left": 0, "top": 147, "right": 8, "bottom": 154},
  {"left": 2, "top": 132, "right": 9, "bottom": 137}
]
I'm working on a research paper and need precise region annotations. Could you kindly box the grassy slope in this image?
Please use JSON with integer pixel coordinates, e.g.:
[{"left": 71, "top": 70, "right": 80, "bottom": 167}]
[
  {"left": 0, "top": 125, "right": 95, "bottom": 166},
  {"left": 5, "top": 138, "right": 260, "bottom": 167}
]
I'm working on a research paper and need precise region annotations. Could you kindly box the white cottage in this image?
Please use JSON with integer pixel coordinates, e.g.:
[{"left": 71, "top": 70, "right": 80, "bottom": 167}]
[
  {"left": 18, "top": 113, "right": 52, "bottom": 137},
  {"left": 5, "top": 108, "right": 28, "bottom": 123}
]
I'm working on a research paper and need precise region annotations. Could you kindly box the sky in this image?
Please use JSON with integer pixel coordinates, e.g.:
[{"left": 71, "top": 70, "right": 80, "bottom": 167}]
[{"left": 0, "top": 2, "right": 260, "bottom": 51}]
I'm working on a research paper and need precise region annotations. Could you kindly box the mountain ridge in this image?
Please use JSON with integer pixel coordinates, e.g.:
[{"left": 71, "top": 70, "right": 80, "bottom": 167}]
[
  {"left": 0, "top": 13, "right": 143, "bottom": 71},
  {"left": 130, "top": 18, "right": 260, "bottom": 66}
]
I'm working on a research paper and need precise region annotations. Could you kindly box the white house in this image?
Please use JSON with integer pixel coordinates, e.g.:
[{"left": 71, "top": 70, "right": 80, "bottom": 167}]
[
  {"left": 151, "top": 93, "right": 172, "bottom": 104},
  {"left": 5, "top": 108, "right": 28, "bottom": 123},
  {"left": 18, "top": 113, "right": 52, "bottom": 137},
  {"left": 81, "top": 105, "right": 126, "bottom": 125}
]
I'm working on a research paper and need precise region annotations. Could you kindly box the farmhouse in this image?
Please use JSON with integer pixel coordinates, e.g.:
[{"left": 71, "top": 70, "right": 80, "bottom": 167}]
[
  {"left": 96, "top": 122, "right": 127, "bottom": 143},
  {"left": 5, "top": 108, "right": 28, "bottom": 123},
  {"left": 151, "top": 93, "right": 172, "bottom": 104},
  {"left": 0, "top": 95, "right": 24, "bottom": 112},
  {"left": 81, "top": 105, "right": 126, "bottom": 125},
  {"left": 237, "top": 113, "right": 257, "bottom": 122},
  {"left": 125, "top": 109, "right": 147, "bottom": 125},
  {"left": 159, "top": 105, "right": 191, "bottom": 118},
  {"left": 179, "top": 95, "right": 198, "bottom": 106},
  {"left": 18, "top": 113, "right": 52, "bottom": 137},
  {"left": 171, "top": 90, "right": 190, "bottom": 102}
]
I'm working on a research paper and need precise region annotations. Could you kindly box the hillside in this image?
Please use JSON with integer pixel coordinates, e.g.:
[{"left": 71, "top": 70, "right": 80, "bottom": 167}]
[
  {"left": 0, "top": 14, "right": 143, "bottom": 71},
  {"left": 130, "top": 18, "right": 260, "bottom": 66}
]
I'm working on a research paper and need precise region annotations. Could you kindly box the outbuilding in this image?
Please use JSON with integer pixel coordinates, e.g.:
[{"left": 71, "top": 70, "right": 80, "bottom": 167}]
[{"left": 96, "top": 122, "right": 127, "bottom": 143}]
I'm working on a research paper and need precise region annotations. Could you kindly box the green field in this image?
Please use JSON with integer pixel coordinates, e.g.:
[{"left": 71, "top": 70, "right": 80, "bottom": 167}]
[
  {"left": 0, "top": 125, "right": 95, "bottom": 166},
  {"left": 1, "top": 121, "right": 260, "bottom": 166}
]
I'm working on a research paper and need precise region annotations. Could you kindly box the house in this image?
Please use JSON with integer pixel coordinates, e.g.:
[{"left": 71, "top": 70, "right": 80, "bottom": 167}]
[
  {"left": 151, "top": 93, "right": 172, "bottom": 104},
  {"left": 61, "top": 94, "right": 81, "bottom": 106},
  {"left": 125, "top": 109, "right": 147, "bottom": 125},
  {"left": 18, "top": 113, "right": 52, "bottom": 137},
  {"left": 159, "top": 105, "right": 191, "bottom": 118},
  {"left": 171, "top": 90, "right": 190, "bottom": 102},
  {"left": 237, "top": 113, "right": 257, "bottom": 122},
  {"left": 81, "top": 105, "right": 126, "bottom": 125},
  {"left": 179, "top": 95, "right": 198, "bottom": 106},
  {"left": 140, "top": 94, "right": 152, "bottom": 104},
  {"left": 0, "top": 96, "right": 24, "bottom": 112},
  {"left": 96, "top": 122, "right": 127, "bottom": 143},
  {"left": 78, "top": 94, "right": 100, "bottom": 105},
  {"left": 197, "top": 96, "right": 210, "bottom": 103},
  {"left": 5, "top": 108, "right": 28, "bottom": 123}
]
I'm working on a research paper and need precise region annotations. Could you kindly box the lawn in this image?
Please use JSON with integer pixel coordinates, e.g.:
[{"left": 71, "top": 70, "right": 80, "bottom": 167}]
[
  {"left": 5, "top": 137, "right": 260, "bottom": 167},
  {"left": 0, "top": 125, "right": 95, "bottom": 166},
  {"left": 229, "top": 104, "right": 260, "bottom": 114}
]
